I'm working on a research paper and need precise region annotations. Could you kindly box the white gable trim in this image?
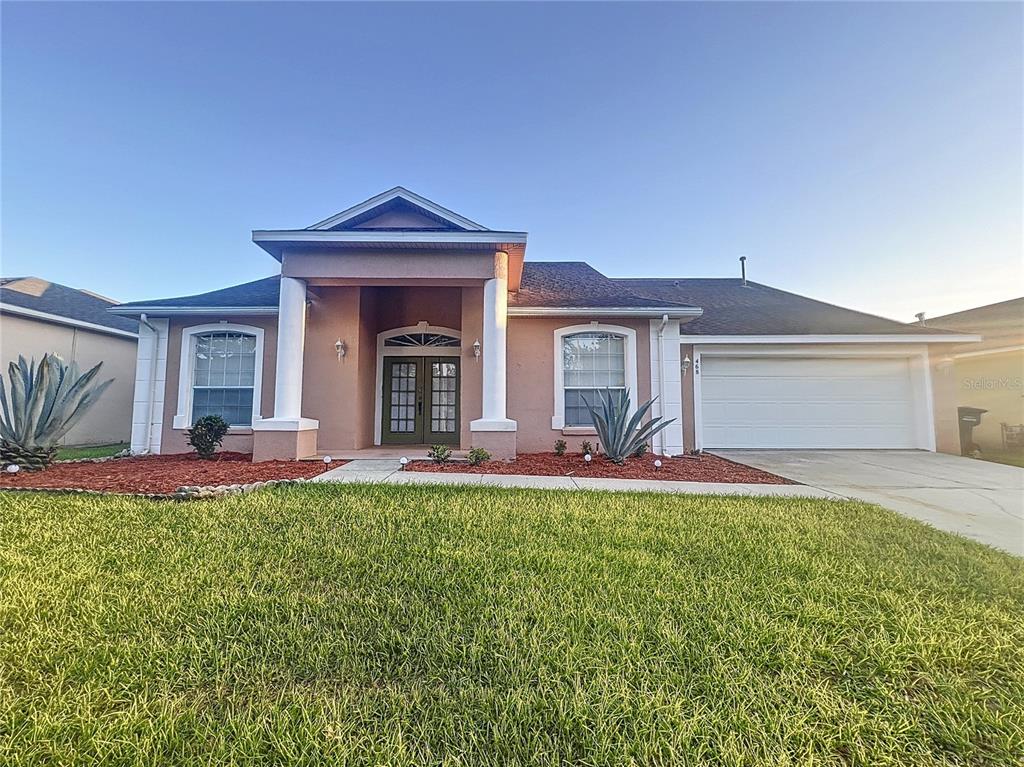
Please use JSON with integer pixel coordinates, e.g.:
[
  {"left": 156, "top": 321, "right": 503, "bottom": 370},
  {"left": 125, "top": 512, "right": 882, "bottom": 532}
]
[
  {"left": 1, "top": 302, "right": 138, "bottom": 339},
  {"left": 678, "top": 334, "right": 979, "bottom": 344},
  {"left": 308, "top": 187, "right": 488, "bottom": 231}
]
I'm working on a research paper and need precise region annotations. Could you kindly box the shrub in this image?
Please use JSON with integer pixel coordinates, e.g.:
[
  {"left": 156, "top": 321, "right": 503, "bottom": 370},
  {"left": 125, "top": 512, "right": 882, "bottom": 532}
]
[
  {"left": 582, "top": 388, "right": 675, "bottom": 465},
  {"left": 633, "top": 442, "right": 650, "bottom": 457},
  {"left": 467, "top": 447, "right": 491, "bottom": 466},
  {"left": 0, "top": 354, "right": 113, "bottom": 471},
  {"left": 580, "top": 440, "right": 593, "bottom": 456},
  {"left": 187, "top": 415, "right": 229, "bottom": 459},
  {"left": 553, "top": 439, "right": 567, "bottom": 456},
  {"left": 428, "top": 444, "right": 452, "bottom": 464}
]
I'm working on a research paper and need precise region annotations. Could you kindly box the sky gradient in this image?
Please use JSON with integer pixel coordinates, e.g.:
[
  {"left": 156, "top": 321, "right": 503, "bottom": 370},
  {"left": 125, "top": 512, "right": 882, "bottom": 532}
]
[{"left": 2, "top": 1, "right": 1021, "bottom": 321}]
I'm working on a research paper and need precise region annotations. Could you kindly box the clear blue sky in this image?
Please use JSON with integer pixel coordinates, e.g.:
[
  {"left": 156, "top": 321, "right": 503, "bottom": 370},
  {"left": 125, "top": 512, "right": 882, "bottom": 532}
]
[{"left": 2, "top": 1, "right": 1021, "bottom": 320}]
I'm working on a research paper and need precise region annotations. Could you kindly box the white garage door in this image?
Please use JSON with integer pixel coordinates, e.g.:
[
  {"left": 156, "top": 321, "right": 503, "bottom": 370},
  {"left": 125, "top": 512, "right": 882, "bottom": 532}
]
[{"left": 699, "top": 356, "right": 922, "bottom": 449}]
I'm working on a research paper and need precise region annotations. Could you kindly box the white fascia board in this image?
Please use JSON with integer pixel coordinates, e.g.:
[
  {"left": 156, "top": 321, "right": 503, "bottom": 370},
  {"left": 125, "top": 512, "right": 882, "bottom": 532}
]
[
  {"left": 252, "top": 229, "right": 528, "bottom": 245},
  {"left": 953, "top": 344, "right": 1024, "bottom": 359},
  {"left": 307, "top": 187, "right": 488, "bottom": 231},
  {"left": 1, "top": 302, "right": 139, "bottom": 339},
  {"left": 109, "top": 306, "right": 278, "bottom": 316},
  {"left": 509, "top": 306, "right": 703, "bottom": 318},
  {"left": 680, "top": 333, "right": 980, "bottom": 344}
]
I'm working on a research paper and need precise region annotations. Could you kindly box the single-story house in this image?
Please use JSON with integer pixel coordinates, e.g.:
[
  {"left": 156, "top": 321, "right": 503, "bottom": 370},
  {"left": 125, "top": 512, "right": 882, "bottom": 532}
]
[
  {"left": 1, "top": 276, "right": 138, "bottom": 446},
  {"left": 110, "top": 188, "right": 977, "bottom": 460},
  {"left": 926, "top": 298, "right": 1024, "bottom": 454}
]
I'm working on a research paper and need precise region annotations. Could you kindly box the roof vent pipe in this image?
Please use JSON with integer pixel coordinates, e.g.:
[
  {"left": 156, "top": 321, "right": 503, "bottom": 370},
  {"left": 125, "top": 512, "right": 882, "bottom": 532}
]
[
  {"left": 739, "top": 256, "right": 747, "bottom": 287},
  {"left": 915, "top": 312, "right": 927, "bottom": 326}
]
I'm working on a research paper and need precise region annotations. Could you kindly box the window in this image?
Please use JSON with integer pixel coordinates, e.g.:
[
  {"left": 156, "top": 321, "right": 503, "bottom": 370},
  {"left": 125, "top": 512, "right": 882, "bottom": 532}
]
[
  {"left": 561, "top": 331, "right": 627, "bottom": 426},
  {"left": 190, "top": 331, "right": 257, "bottom": 427}
]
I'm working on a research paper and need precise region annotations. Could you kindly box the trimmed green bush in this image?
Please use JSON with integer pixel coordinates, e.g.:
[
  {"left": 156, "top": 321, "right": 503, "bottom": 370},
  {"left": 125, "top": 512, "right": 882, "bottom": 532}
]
[{"left": 186, "top": 415, "right": 229, "bottom": 459}]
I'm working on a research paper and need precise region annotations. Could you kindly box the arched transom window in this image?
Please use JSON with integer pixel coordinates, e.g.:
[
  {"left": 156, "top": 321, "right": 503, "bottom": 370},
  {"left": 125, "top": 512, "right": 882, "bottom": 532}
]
[
  {"left": 561, "top": 331, "right": 627, "bottom": 427},
  {"left": 191, "top": 331, "right": 258, "bottom": 426},
  {"left": 384, "top": 332, "right": 460, "bottom": 348}
]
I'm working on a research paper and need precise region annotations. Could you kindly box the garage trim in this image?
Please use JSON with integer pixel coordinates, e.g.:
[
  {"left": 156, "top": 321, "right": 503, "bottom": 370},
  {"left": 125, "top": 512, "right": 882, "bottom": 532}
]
[{"left": 692, "top": 343, "right": 936, "bottom": 451}]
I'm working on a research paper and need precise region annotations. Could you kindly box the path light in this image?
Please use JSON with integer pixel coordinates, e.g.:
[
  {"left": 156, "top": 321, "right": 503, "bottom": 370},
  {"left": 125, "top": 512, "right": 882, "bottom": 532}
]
[
  {"left": 5, "top": 464, "right": 19, "bottom": 474},
  {"left": 399, "top": 456, "right": 409, "bottom": 470},
  {"left": 323, "top": 455, "right": 332, "bottom": 464},
  {"left": 654, "top": 459, "right": 663, "bottom": 469},
  {"left": 584, "top": 453, "right": 592, "bottom": 463}
]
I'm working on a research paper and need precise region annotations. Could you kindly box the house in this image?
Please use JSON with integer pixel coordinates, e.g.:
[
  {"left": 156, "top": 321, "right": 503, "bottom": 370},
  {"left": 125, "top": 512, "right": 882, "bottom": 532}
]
[
  {"left": 926, "top": 298, "right": 1024, "bottom": 453},
  {"left": 0, "top": 276, "right": 138, "bottom": 446},
  {"left": 109, "top": 188, "right": 977, "bottom": 461}
]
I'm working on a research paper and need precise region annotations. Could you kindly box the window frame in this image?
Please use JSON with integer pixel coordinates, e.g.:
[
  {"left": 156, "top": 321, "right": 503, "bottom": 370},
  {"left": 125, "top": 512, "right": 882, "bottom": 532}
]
[
  {"left": 552, "top": 323, "right": 638, "bottom": 430},
  {"left": 172, "top": 323, "right": 265, "bottom": 430}
]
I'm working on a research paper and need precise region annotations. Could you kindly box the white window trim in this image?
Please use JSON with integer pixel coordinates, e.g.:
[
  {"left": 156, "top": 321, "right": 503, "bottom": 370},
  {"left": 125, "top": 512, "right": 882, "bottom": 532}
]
[
  {"left": 552, "top": 323, "right": 638, "bottom": 430},
  {"left": 373, "top": 324, "right": 462, "bottom": 446},
  {"left": 172, "top": 323, "right": 265, "bottom": 430}
]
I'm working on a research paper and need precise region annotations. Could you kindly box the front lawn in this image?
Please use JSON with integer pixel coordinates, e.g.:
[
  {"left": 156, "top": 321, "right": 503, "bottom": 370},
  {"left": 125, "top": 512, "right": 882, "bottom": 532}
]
[
  {"left": 977, "top": 448, "right": 1024, "bottom": 469},
  {"left": 1, "top": 485, "right": 1021, "bottom": 765},
  {"left": 54, "top": 442, "right": 126, "bottom": 461}
]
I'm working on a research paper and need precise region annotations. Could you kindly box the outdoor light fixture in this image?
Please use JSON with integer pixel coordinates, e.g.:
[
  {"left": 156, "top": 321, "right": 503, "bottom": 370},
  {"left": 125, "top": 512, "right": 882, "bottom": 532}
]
[
  {"left": 323, "top": 455, "right": 332, "bottom": 464},
  {"left": 335, "top": 339, "right": 347, "bottom": 360},
  {"left": 654, "top": 459, "right": 663, "bottom": 469},
  {"left": 472, "top": 339, "right": 481, "bottom": 360},
  {"left": 584, "top": 453, "right": 592, "bottom": 463},
  {"left": 399, "top": 456, "right": 409, "bottom": 470},
  {"left": 681, "top": 355, "right": 692, "bottom": 375}
]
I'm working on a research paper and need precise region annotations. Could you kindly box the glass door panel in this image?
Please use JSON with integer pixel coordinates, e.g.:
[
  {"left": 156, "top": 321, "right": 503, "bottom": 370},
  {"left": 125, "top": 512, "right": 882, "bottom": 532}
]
[
  {"left": 426, "top": 357, "right": 459, "bottom": 445},
  {"left": 382, "top": 357, "right": 423, "bottom": 444}
]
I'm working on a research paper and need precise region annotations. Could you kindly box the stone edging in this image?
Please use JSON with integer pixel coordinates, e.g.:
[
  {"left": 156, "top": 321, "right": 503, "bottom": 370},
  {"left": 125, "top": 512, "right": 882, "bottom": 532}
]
[
  {"left": 0, "top": 477, "right": 314, "bottom": 501},
  {"left": 54, "top": 449, "right": 132, "bottom": 465}
]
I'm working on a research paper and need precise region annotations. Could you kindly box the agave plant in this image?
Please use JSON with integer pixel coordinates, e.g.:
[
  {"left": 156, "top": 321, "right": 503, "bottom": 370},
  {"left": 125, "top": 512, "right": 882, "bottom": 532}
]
[
  {"left": 583, "top": 388, "right": 674, "bottom": 464},
  {"left": 0, "top": 354, "right": 113, "bottom": 471}
]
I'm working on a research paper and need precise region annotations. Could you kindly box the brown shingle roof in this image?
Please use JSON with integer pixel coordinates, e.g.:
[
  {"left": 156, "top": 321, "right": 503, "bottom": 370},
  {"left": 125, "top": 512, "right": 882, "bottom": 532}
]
[
  {"left": 616, "top": 278, "right": 947, "bottom": 335},
  {"left": 927, "top": 297, "right": 1023, "bottom": 352},
  {"left": 513, "top": 263, "right": 694, "bottom": 309},
  {"left": 0, "top": 277, "right": 138, "bottom": 334},
  {"left": 114, "top": 276, "right": 281, "bottom": 311}
]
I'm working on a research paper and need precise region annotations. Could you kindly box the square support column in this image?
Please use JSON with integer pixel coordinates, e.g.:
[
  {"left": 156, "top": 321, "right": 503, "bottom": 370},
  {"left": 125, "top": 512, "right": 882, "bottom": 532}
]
[
  {"left": 253, "top": 276, "right": 318, "bottom": 460},
  {"left": 470, "top": 251, "right": 517, "bottom": 459}
]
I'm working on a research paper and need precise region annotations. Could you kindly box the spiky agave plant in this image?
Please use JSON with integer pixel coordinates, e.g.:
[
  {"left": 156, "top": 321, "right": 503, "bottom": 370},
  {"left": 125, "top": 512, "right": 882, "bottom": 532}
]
[
  {"left": 0, "top": 354, "right": 113, "bottom": 471},
  {"left": 583, "top": 388, "right": 675, "bottom": 464}
]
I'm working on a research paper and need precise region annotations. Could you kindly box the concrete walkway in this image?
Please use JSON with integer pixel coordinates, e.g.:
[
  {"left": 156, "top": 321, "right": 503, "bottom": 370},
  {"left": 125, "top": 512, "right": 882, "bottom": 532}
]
[
  {"left": 312, "top": 459, "right": 842, "bottom": 498},
  {"left": 714, "top": 450, "right": 1024, "bottom": 556}
]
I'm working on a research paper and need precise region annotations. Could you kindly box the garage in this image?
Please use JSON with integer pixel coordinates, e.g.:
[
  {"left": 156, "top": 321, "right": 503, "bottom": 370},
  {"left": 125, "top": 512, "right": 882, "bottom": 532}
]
[{"left": 697, "top": 353, "right": 931, "bottom": 449}]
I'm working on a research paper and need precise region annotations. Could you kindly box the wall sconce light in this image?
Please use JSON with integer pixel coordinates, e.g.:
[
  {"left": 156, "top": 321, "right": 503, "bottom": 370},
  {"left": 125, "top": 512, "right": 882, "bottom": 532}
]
[
  {"left": 473, "top": 339, "right": 481, "bottom": 360},
  {"left": 681, "top": 355, "right": 692, "bottom": 375},
  {"left": 335, "top": 339, "right": 347, "bottom": 360}
]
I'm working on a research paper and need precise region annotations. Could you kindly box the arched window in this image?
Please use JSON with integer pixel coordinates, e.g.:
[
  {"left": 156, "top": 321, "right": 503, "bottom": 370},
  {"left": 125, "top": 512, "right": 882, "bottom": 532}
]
[
  {"left": 173, "top": 324, "right": 264, "bottom": 429},
  {"left": 552, "top": 324, "right": 638, "bottom": 430}
]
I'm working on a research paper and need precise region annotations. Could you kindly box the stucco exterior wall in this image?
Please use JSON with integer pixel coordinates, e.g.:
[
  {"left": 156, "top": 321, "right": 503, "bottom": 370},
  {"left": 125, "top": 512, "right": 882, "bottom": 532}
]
[
  {"left": 282, "top": 249, "right": 496, "bottom": 283},
  {"left": 506, "top": 316, "right": 653, "bottom": 454},
  {"left": 0, "top": 312, "right": 137, "bottom": 446},
  {"left": 948, "top": 349, "right": 1024, "bottom": 451},
  {"left": 159, "top": 315, "right": 278, "bottom": 454}
]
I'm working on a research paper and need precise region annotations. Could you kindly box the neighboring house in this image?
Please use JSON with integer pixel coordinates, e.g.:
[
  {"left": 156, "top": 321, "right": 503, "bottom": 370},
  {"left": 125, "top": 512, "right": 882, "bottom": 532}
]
[
  {"left": 927, "top": 298, "right": 1024, "bottom": 453},
  {"left": 0, "top": 276, "right": 138, "bottom": 446},
  {"left": 109, "top": 187, "right": 976, "bottom": 461}
]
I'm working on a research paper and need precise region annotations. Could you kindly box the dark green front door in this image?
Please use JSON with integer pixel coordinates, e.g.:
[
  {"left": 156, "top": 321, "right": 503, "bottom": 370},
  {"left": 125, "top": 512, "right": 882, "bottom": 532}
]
[{"left": 381, "top": 356, "right": 460, "bottom": 445}]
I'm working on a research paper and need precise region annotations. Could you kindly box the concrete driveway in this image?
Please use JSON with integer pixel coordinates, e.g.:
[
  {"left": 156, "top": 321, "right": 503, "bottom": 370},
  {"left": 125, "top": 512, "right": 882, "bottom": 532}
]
[{"left": 713, "top": 450, "right": 1024, "bottom": 555}]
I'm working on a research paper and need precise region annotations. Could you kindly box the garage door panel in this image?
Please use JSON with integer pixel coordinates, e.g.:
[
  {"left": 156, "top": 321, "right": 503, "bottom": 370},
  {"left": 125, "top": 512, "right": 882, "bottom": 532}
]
[{"left": 699, "top": 355, "right": 921, "bottom": 449}]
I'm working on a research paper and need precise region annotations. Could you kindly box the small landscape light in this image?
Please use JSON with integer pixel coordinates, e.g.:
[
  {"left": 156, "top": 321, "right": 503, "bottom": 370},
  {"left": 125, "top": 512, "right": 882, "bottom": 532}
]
[
  {"left": 654, "top": 459, "right": 663, "bottom": 469},
  {"left": 5, "top": 464, "right": 20, "bottom": 474},
  {"left": 323, "top": 455, "right": 332, "bottom": 464},
  {"left": 399, "top": 456, "right": 409, "bottom": 469},
  {"left": 584, "top": 453, "right": 592, "bottom": 463}
]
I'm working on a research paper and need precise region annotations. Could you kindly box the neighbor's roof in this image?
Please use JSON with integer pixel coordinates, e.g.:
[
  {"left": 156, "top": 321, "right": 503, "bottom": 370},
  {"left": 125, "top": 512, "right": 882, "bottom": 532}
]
[
  {"left": 0, "top": 276, "right": 138, "bottom": 334},
  {"left": 512, "top": 263, "right": 698, "bottom": 312},
  {"left": 616, "top": 277, "right": 954, "bottom": 336},
  {"left": 926, "top": 297, "right": 1024, "bottom": 352},
  {"left": 111, "top": 276, "right": 281, "bottom": 314}
]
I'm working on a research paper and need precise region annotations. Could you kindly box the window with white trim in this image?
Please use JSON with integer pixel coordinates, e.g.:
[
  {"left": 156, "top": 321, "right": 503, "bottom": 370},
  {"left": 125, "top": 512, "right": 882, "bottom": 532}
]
[
  {"left": 561, "top": 331, "right": 627, "bottom": 426},
  {"left": 190, "top": 331, "right": 257, "bottom": 426}
]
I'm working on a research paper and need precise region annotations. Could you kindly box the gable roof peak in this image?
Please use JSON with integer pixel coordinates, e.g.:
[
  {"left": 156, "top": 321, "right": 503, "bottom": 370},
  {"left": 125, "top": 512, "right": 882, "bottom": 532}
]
[{"left": 306, "top": 187, "right": 489, "bottom": 232}]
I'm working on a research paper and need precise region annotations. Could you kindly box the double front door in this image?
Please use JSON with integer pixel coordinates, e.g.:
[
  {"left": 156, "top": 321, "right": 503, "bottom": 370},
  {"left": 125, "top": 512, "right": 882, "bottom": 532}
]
[{"left": 382, "top": 356, "right": 460, "bottom": 445}]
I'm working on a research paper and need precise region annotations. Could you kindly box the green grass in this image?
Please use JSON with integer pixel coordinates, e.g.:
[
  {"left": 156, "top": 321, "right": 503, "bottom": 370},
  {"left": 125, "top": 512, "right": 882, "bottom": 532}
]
[
  {"left": 55, "top": 442, "right": 126, "bottom": 461},
  {"left": 977, "top": 449, "right": 1024, "bottom": 469},
  {"left": 1, "top": 485, "right": 1022, "bottom": 766}
]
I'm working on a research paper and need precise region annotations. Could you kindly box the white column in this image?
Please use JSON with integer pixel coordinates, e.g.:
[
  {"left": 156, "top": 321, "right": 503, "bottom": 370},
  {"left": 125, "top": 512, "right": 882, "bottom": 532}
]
[
  {"left": 273, "top": 276, "right": 307, "bottom": 420},
  {"left": 130, "top": 317, "right": 168, "bottom": 454},
  {"left": 471, "top": 251, "right": 516, "bottom": 432},
  {"left": 649, "top": 317, "right": 684, "bottom": 456}
]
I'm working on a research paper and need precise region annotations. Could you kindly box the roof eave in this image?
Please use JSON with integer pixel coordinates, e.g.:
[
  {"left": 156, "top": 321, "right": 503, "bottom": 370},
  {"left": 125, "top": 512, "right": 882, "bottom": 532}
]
[
  {"left": 109, "top": 305, "right": 278, "bottom": 316},
  {"left": 252, "top": 229, "right": 529, "bottom": 260},
  {"left": 679, "top": 333, "right": 981, "bottom": 344},
  {"left": 508, "top": 306, "right": 703, "bottom": 319},
  {"left": 1, "top": 302, "right": 138, "bottom": 339}
]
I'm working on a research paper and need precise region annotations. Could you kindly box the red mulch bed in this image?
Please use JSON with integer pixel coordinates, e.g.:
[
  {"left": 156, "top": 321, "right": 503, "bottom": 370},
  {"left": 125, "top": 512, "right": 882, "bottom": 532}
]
[
  {"left": 407, "top": 452, "right": 794, "bottom": 483},
  {"left": 0, "top": 452, "right": 328, "bottom": 495}
]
